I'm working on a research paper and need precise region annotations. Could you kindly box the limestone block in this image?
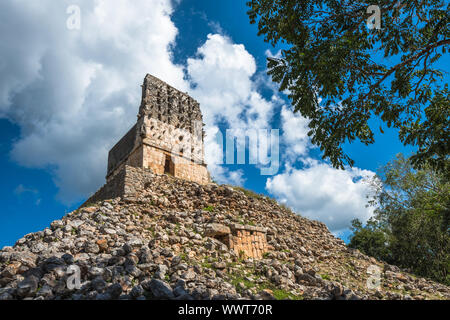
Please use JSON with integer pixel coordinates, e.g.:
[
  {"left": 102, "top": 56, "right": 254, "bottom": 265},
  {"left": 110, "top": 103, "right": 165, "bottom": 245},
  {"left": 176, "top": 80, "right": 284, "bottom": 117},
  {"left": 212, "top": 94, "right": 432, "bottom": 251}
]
[{"left": 205, "top": 224, "right": 231, "bottom": 237}]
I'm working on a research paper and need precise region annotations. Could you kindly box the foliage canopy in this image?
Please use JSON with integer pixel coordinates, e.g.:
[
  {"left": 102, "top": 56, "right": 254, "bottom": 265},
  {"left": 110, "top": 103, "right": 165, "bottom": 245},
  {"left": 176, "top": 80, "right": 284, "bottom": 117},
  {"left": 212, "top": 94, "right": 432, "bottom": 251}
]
[
  {"left": 247, "top": 0, "right": 449, "bottom": 174},
  {"left": 349, "top": 154, "right": 449, "bottom": 284}
]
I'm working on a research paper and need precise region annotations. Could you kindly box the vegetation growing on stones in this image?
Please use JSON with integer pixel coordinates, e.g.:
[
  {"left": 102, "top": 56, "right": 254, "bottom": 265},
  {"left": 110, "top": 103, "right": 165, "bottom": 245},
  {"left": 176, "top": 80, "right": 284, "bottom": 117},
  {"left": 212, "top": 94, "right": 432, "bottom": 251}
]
[
  {"left": 350, "top": 154, "right": 449, "bottom": 285},
  {"left": 1, "top": 173, "right": 449, "bottom": 300}
]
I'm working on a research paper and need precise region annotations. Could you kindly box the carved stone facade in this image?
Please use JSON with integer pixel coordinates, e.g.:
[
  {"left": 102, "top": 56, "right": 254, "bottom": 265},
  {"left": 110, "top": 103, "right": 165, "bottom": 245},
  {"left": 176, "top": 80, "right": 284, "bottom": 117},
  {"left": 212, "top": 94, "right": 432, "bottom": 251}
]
[
  {"left": 206, "top": 223, "right": 269, "bottom": 259},
  {"left": 224, "top": 225, "right": 269, "bottom": 260},
  {"left": 107, "top": 74, "right": 210, "bottom": 185}
]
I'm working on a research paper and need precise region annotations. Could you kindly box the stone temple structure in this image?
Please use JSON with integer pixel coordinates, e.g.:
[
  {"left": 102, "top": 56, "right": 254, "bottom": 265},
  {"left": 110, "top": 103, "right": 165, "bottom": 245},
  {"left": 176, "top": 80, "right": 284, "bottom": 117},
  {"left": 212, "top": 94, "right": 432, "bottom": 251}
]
[
  {"left": 85, "top": 74, "right": 268, "bottom": 259},
  {"left": 107, "top": 74, "right": 210, "bottom": 185}
]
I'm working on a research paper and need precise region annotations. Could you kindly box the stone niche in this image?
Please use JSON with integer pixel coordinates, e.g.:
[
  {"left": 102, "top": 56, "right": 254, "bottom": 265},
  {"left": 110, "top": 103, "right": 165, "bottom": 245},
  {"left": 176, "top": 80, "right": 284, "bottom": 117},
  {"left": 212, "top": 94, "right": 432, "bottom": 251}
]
[{"left": 206, "top": 223, "right": 269, "bottom": 259}]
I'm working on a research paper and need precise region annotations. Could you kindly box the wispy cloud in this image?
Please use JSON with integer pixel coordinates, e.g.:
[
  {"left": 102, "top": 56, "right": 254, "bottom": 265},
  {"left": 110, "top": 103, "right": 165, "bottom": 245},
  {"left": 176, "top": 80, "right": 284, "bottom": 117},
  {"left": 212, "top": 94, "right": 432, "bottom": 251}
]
[
  {"left": 14, "top": 184, "right": 41, "bottom": 206},
  {"left": 14, "top": 184, "right": 38, "bottom": 196}
]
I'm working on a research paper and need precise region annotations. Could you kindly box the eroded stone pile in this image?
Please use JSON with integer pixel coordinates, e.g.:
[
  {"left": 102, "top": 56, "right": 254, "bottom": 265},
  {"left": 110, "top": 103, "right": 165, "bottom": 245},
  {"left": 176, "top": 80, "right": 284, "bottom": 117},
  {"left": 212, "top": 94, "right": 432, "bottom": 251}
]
[{"left": 1, "top": 174, "right": 449, "bottom": 300}]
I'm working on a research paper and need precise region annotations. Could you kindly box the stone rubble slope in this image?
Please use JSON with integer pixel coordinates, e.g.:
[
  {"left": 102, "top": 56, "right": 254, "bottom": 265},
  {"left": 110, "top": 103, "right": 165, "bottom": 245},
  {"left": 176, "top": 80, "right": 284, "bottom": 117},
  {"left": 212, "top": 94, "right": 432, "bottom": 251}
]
[{"left": 1, "top": 173, "right": 449, "bottom": 300}]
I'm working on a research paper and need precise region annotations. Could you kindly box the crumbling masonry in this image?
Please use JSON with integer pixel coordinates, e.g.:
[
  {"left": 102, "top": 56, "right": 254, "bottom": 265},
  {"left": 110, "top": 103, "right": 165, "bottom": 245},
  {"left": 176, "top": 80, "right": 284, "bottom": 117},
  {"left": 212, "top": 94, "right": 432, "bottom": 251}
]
[
  {"left": 107, "top": 74, "right": 210, "bottom": 185},
  {"left": 86, "top": 74, "right": 268, "bottom": 259}
]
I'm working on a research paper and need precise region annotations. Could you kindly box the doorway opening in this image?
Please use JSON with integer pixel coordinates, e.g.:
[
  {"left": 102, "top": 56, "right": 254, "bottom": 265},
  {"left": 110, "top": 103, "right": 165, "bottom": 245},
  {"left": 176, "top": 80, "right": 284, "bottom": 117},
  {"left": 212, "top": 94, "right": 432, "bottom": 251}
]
[{"left": 164, "top": 156, "right": 175, "bottom": 176}]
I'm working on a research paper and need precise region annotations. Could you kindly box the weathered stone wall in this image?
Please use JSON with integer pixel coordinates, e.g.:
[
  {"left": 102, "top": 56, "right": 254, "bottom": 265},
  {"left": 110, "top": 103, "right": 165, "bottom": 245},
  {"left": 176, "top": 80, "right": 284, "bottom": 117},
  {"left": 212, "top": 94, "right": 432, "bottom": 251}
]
[
  {"left": 228, "top": 224, "right": 269, "bottom": 259},
  {"left": 139, "top": 74, "right": 203, "bottom": 136},
  {"left": 142, "top": 117, "right": 204, "bottom": 164},
  {"left": 142, "top": 145, "right": 209, "bottom": 185},
  {"left": 105, "top": 74, "right": 209, "bottom": 185},
  {"left": 107, "top": 124, "right": 139, "bottom": 176},
  {"left": 171, "top": 152, "right": 210, "bottom": 185},
  {"left": 121, "top": 165, "right": 155, "bottom": 198},
  {"left": 106, "top": 145, "right": 144, "bottom": 182},
  {"left": 142, "top": 145, "right": 166, "bottom": 175},
  {"left": 205, "top": 223, "right": 269, "bottom": 260},
  {"left": 88, "top": 165, "right": 210, "bottom": 206},
  {"left": 83, "top": 168, "right": 128, "bottom": 206},
  {"left": 86, "top": 166, "right": 155, "bottom": 205}
]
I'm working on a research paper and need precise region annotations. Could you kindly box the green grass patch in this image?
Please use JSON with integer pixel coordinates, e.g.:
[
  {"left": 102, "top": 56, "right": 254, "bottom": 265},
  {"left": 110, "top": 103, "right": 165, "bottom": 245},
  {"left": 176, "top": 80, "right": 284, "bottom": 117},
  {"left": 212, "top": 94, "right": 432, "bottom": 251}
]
[
  {"left": 179, "top": 252, "right": 188, "bottom": 261},
  {"left": 237, "top": 218, "right": 256, "bottom": 227},
  {"left": 271, "top": 289, "right": 302, "bottom": 300},
  {"left": 231, "top": 186, "right": 266, "bottom": 200},
  {"left": 146, "top": 227, "right": 156, "bottom": 237},
  {"left": 262, "top": 252, "right": 271, "bottom": 259},
  {"left": 230, "top": 275, "right": 256, "bottom": 290},
  {"left": 320, "top": 273, "right": 331, "bottom": 280},
  {"left": 229, "top": 272, "right": 303, "bottom": 300}
]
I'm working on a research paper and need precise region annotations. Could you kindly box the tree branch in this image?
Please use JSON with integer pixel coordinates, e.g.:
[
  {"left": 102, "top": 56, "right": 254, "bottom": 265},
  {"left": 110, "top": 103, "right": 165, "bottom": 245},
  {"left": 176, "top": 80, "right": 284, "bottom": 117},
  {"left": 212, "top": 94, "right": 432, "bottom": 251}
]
[{"left": 362, "top": 39, "right": 450, "bottom": 101}]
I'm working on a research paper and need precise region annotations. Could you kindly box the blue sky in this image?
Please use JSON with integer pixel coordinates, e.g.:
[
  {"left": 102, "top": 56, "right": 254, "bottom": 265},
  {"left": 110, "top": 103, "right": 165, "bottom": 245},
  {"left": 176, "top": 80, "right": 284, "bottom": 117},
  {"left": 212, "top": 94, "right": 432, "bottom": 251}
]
[{"left": 0, "top": 0, "right": 446, "bottom": 248}]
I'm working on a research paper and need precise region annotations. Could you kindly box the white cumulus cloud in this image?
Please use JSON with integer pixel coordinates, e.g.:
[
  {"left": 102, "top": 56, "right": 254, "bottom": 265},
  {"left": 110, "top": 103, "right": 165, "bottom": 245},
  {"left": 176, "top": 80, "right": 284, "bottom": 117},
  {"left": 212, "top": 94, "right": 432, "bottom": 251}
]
[
  {"left": 187, "top": 34, "right": 280, "bottom": 184},
  {"left": 188, "top": 34, "right": 275, "bottom": 131},
  {"left": 263, "top": 66, "right": 375, "bottom": 234},
  {"left": 0, "top": 0, "right": 186, "bottom": 203},
  {"left": 0, "top": 2, "right": 281, "bottom": 200},
  {"left": 280, "top": 106, "right": 312, "bottom": 159},
  {"left": 266, "top": 160, "right": 375, "bottom": 233}
]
